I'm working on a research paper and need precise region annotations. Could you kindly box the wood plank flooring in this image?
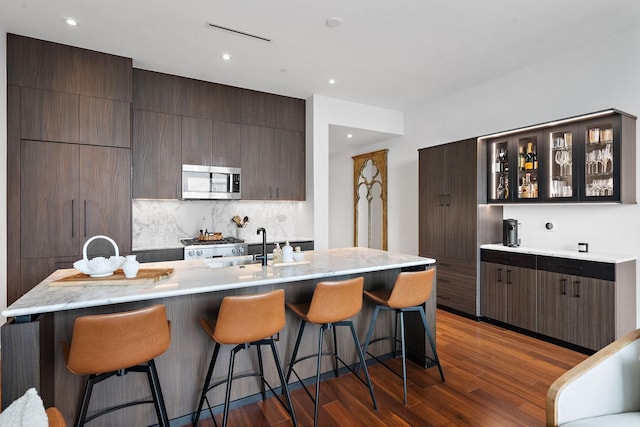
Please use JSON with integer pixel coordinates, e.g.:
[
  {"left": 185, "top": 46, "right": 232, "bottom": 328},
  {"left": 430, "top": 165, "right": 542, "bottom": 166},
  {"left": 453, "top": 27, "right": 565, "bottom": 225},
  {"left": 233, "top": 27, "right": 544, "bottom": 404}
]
[{"left": 184, "top": 309, "right": 587, "bottom": 427}]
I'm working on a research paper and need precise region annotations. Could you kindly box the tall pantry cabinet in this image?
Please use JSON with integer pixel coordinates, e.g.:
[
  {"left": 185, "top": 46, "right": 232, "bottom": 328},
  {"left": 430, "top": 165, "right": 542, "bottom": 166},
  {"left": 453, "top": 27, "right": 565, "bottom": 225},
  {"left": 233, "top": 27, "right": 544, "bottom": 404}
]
[
  {"left": 418, "top": 138, "right": 502, "bottom": 316},
  {"left": 7, "top": 35, "right": 133, "bottom": 303}
]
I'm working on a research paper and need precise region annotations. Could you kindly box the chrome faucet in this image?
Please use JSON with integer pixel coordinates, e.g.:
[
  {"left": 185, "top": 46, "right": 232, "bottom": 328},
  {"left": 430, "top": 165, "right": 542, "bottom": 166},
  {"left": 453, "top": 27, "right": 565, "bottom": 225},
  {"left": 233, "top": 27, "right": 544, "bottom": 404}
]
[{"left": 255, "top": 227, "right": 268, "bottom": 266}]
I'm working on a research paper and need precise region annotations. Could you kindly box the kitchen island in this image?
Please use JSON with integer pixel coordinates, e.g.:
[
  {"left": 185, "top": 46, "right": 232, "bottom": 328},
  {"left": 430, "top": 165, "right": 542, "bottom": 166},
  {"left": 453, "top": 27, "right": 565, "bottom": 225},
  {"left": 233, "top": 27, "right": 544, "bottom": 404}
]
[{"left": 2, "top": 248, "right": 436, "bottom": 426}]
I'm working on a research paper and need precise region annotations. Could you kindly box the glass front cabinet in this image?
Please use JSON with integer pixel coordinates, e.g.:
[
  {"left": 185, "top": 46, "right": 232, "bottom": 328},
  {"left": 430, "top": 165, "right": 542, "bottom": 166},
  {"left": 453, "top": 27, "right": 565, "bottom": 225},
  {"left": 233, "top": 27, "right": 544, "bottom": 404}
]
[{"left": 485, "top": 110, "right": 636, "bottom": 204}]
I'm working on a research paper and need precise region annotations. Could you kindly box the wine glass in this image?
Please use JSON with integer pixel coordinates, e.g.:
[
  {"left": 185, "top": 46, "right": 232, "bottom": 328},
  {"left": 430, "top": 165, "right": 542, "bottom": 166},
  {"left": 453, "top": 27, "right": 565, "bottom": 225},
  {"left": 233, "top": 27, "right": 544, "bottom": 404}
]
[
  {"left": 561, "top": 151, "right": 571, "bottom": 176},
  {"left": 555, "top": 151, "right": 564, "bottom": 176}
]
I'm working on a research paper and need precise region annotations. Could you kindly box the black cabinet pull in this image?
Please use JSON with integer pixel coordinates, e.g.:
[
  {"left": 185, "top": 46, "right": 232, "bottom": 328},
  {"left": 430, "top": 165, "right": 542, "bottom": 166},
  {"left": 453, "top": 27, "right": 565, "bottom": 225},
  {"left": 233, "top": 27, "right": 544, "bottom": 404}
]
[
  {"left": 506, "top": 269, "right": 512, "bottom": 284},
  {"left": 497, "top": 268, "right": 503, "bottom": 283},
  {"left": 439, "top": 278, "right": 450, "bottom": 283},
  {"left": 497, "top": 257, "right": 515, "bottom": 263},
  {"left": 439, "top": 262, "right": 451, "bottom": 267},
  {"left": 561, "top": 278, "right": 567, "bottom": 295},
  {"left": 439, "top": 194, "right": 444, "bottom": 206},
  {"left": 71, "top": 199, "right": 75, "bottom": 238},
  {"left": 574, "top": 280, "right": 581, "bottom": 298},
  {"left": 445, "top": 194, "right": 451, "bottom": 206}
]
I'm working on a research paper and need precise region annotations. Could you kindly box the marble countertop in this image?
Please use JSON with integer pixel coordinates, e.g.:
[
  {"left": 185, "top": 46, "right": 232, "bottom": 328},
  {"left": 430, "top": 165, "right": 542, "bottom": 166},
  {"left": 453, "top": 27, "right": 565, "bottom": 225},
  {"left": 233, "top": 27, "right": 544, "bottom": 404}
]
[
  {"left": 3, "top": 248, "right": 435, "bottom": 318},
  {"left": 480, "top": 244, "right": 636, "bottom": 263}
]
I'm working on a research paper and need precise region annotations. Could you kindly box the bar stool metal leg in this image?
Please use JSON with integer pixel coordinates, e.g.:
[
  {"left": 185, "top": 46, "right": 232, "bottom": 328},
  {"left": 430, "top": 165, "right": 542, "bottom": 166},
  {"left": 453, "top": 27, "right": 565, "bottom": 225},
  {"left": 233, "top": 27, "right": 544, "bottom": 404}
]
[
  {"left": 193, "top": 343, "right": 221, "bottom": 426},
  {"left": 418, "top": 306, "right": 445, "bottom": 381},
  {"left": 345, "top": 320, "right": 378, "bottom": 410}
]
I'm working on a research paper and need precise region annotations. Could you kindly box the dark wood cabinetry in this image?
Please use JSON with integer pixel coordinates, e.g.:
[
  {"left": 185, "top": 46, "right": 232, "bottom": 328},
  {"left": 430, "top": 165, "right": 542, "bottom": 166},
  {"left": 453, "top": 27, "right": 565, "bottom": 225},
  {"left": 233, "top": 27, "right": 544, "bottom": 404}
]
[
  {"left": 79, "top": 96, "right": 131, "bottom": 148},
  {"left": 132, "top": 110, "right": 182, "bottom": 199},
  {"left": 7, "top": 35, "right": 133, "bottom": 303},
  {"left": 537, "top": 271, "right": 614, "bottom": 350},
  {"left": 418, "top": 139, "right": 502, "bottom": 316},
  {"left": 20, "top": 140, "right": 131, "bottom": 260},
  {"left": 8, "top": 34, "right": 132, "bottom": 102},
  {"left": 133, "top": 69, "right": 305, "bottom": 200},
  {"left": 480, "top": 252, "right": 537, "bottom": 330},
  {"left": 274, "top": 129, "right": 306, "bottom": 200},
  {"left": 181, "top": 118, "right": 243, "bottom": 168},
  {"left": 480, "top": 248, "right": 635, "bottom": 351},
  {"left": 484, "top": 110, "right": 636, "bottom": 204}
]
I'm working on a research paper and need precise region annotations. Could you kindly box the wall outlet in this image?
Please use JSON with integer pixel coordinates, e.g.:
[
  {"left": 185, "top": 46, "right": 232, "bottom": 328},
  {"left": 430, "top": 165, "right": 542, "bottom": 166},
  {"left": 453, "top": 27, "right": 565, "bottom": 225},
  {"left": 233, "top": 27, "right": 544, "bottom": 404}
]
[{"left": 541, "top": 221, "right": 558, "bottom": 232}]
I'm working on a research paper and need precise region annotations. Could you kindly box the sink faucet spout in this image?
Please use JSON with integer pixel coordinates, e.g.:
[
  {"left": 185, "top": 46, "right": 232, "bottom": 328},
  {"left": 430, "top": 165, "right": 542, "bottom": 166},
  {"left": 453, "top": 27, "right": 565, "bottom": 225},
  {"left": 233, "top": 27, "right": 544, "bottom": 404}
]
[{"left": 256, "top": 227, "right": 268, "bottom": 266}]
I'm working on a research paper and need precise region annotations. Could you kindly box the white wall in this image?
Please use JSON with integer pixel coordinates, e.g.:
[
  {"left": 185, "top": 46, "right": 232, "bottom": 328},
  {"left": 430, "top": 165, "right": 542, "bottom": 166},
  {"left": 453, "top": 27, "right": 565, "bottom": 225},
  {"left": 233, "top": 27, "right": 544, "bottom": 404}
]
[
  {"left": 1, "top": 29, "right": 7, "bottom": 327},
  {"left": 310, "top": 95, "right": 404, "bottom": 249},
  {"left": 394, "top": 25, "right": 640, "bottom": 322}
]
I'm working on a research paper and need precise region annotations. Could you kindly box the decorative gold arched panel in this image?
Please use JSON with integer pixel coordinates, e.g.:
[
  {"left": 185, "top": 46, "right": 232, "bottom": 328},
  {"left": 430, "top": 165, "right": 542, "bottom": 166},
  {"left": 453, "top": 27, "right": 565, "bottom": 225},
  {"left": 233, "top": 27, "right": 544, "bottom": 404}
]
[{"left": 352, "top": 149, "right": 388, "bottom": 250}]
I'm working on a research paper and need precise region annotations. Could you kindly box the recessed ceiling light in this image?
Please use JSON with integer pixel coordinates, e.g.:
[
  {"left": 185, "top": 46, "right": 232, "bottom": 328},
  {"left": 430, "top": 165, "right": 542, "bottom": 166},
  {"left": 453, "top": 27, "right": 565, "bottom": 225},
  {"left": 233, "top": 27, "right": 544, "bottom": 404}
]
[
  {"left": 347, "top": 134, "right": 353, "bottom": 139},
  {"left": 221, "top": 53, "right": 232, "bottom": 61},
  {"left": 65, "top": 18, "right": 78, "bottom": 26},
  {"left": 326, "top": 17, "right": 342, "bottom": 28},
  {"left": 328, "top": 79, "right": 336, "bottom": 85}
]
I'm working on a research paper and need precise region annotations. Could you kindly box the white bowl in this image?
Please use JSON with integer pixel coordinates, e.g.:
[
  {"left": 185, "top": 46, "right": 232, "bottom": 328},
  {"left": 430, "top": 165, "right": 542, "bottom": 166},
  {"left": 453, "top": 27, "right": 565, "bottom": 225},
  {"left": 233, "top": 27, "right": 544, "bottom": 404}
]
[
  {"left": 74, "top": 256, "right": 125, "bottom": 277},
  {"left": 292, "top": 252, "right": 305, "bottom": 262}
]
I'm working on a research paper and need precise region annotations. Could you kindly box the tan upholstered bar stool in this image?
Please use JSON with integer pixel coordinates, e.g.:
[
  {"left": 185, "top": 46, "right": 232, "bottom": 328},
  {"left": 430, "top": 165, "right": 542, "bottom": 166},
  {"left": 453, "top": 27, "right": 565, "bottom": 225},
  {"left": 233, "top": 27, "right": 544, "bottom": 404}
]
[
  {"left": 62, "top": 304, "right": 171, "bottom": 427},
  {"left": 361, "top": 268, "right": 445, "bottom": 405},
  {"left": 286, "top": 277, "right": 377, "bottom": 427},
  {"left": 193, "top": 289, "right": 297, "bottom": 427}
]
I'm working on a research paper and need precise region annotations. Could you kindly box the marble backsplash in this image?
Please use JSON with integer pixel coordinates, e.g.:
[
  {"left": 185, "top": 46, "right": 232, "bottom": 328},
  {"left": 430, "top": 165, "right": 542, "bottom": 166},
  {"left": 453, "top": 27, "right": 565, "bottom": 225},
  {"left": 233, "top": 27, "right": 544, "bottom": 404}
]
[{"left": 132, "top": 199, "right": 308, "bottom": 249}]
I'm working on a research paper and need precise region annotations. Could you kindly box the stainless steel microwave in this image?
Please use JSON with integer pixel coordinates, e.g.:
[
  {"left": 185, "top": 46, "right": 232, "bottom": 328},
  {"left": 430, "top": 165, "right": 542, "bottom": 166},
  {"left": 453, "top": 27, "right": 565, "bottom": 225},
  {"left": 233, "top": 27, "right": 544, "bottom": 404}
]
[{"left": 182, "top": 165, "right": 241, "bottom": 200}]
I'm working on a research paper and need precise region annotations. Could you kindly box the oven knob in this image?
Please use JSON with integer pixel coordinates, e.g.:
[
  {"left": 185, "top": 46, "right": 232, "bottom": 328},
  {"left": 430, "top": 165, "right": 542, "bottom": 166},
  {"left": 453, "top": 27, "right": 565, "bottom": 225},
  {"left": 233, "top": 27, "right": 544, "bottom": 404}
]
[
  {"left": 188, "top": 250, "right": 194, "bottom": 257},
  {"left": 238, "top": 246, "right": 245, "bottom": 254},
  {"left": 196, "top": 250, "right": 203, "bottom": 257}
]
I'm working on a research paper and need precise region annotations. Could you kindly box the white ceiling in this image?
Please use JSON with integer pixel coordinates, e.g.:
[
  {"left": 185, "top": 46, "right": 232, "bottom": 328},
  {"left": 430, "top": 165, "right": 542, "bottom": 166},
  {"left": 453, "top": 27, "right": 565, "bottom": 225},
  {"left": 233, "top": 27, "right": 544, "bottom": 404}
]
[{"left": 2, "top": 0, "right": 639, "bottom": 151}]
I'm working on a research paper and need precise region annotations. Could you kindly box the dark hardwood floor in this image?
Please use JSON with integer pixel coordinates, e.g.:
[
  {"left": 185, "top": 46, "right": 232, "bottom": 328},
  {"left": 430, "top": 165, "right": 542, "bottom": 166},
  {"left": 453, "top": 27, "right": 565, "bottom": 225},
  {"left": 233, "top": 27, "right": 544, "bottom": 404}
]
[{"left": 184, "top": 309, "right": 587, "bottom": 426}]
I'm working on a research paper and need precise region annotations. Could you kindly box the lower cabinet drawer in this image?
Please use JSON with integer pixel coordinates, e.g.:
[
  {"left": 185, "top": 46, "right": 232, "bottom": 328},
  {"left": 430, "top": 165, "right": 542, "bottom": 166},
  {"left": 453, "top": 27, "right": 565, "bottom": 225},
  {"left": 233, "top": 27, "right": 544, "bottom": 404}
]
[{"left": 436, "top": 259, "right": 477, "bottom": 315}]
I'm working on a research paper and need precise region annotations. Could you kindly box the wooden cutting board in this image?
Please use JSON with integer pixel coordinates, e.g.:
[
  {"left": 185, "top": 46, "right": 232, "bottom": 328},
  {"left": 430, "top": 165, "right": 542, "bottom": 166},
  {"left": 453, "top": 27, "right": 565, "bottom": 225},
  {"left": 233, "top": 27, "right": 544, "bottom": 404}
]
[{"left": 50, "top": 268, "right": 174, "bottom": 287}]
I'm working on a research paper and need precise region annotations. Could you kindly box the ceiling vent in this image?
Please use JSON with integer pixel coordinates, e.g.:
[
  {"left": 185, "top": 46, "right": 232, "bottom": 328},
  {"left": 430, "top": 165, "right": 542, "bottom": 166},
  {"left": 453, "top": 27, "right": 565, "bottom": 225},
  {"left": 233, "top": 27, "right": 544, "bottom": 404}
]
[{"left": 206, "top": 22, "right": 271, "bottom": 43}]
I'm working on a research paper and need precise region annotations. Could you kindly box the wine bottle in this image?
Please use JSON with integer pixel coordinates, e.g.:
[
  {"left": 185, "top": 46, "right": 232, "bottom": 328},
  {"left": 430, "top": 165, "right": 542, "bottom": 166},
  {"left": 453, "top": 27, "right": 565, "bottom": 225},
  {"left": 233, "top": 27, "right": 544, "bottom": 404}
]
[
  {"left": 518, "top": 145, "right": 525, "bottom": 170},
  {"left": 524, "top": 142, "right": 534, "bottom": 170},
  {"left": 533, "top": 144, "right": 538, "bottom": 170}
]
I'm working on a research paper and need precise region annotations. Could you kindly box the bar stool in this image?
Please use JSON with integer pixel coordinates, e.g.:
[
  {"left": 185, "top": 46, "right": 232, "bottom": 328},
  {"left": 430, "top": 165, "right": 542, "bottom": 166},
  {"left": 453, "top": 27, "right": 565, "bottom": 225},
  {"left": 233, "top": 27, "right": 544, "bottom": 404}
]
[
  {"left": 361, "top": 268, "right": 444, "bottom": 405},
  {"left": 62, "top": 304, "right": 171, "bottom": 427},
  {"left": 286, "top": 277, "right": 377, "bottom": 427},
  {"left": 193, "top": 289, "right": 297, "bottom": 427}
]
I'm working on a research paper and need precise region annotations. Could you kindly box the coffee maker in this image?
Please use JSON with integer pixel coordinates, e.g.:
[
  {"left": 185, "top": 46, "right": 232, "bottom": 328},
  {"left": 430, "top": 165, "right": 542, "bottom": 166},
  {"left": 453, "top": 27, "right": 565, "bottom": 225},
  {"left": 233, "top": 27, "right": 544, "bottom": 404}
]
[{"left": 503, "top": 219, "right": 520, "bottom": 247}]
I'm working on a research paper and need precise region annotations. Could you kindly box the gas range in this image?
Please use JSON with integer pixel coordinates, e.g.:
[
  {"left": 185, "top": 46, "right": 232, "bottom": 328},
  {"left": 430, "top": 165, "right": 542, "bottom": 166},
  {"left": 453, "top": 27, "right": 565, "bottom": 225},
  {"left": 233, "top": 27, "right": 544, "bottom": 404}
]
[{"left": 180, "top": 237, "right": 248, "bottom": 260}]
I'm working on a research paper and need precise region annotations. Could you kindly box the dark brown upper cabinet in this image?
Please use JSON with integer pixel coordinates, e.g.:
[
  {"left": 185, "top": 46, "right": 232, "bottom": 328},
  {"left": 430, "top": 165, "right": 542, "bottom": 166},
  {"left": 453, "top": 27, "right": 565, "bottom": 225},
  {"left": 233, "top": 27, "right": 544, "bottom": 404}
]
[
  {"left": 484, "top": 109, "right": 636, "bottom": 204},
  {"left": 132, "top": 110, "right": 182, "bottom": 199},
  {"left": 274, "top": 129, "right": 306, "bottom": 200},
  {"left": 181, "top": 116, "right": 213, "bottom": 166},
  {"left": 20, "top": 87, "right": 79, "bottom": 143},
  {"left": 79, "top": 96, "right": 131, "bottom": 148},
  {"left": 8, "top": 34, "right": 132, "bottom": 102},
  {"left": 241, "top": 125, "right": 276, "bottom": 200}
]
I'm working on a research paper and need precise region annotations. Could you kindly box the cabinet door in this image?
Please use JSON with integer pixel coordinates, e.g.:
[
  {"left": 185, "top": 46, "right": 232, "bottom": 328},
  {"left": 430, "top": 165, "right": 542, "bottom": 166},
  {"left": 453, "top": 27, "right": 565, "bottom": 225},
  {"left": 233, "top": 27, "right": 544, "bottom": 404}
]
[
  {"left": 79, "top": 146, "right": 131, "bottom": 255},
  {"left": 21, "top": 88, "right": 79, "bottom": 143},
  {"left": 79, "top": 96, "right": 131, "bottom": 148},
  {"left": 481, "top": 262, "right": 508, "bottom": 323},
  {"left": 212, "top": 121, "right": 242, "bottom": 167},
  {"left": 506, "top": 266, "right": 537, "bottom": 331},
  {"left": 446, "top": 139, "right": 477, "bottom": 260},
  {"left": 132, "top": 110, "right": 182, "bottom": 199},
  {"left": 181, "top": 116, "right": 213, "bottom": 165},
  {"left": 543, "top": 124, "right": 579, "bottom": 202},
  {"left": 418, "top": 146, "right": 447, "bottom": 258},
  {"left": 537, "top": 271, "right": 572, "bottom": 342},
  {"left": 274, "top": 129, "right": 305, "bottom": 200},
  {"left": 579, "top": 115, "right": 622, "bottom": 202},
  {"left": 20, "top": 140, "right": 79, "bottom": 258},
  {"left": 241, "top": 125, "right": 275, "bottom": 200},
  {"left": 570, "top": 277, "right": 614, "bottom": 350}
]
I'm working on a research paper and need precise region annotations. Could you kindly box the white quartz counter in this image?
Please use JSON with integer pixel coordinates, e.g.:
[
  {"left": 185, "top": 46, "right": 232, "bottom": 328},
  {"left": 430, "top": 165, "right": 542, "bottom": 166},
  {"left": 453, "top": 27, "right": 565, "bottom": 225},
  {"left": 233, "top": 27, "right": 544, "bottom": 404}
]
[
  {"left": 3, "top": 248, "right": 435, "bottom": 318},
  {"left": 481, "top": 244, "right": 636, "bottom": 263}
]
